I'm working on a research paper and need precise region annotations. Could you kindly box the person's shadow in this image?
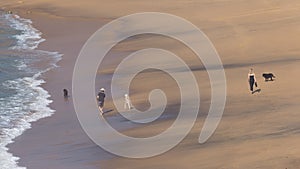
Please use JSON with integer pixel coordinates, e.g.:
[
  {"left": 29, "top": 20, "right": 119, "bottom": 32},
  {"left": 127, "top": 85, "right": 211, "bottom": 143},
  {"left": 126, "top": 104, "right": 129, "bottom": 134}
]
[
  {"left": 252, "top": 89, "right": 261, "bottom": 94},
  {"left": 103, "top": 109, "right": 114, "bottom": 114}
]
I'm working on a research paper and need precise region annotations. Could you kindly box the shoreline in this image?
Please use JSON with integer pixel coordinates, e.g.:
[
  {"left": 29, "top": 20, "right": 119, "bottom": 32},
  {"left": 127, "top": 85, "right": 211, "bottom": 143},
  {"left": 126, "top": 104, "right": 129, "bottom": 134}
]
[
  {"left": 0, "top": 11, "right": 63, "bottom": 169},
  {"left": 2, "top": 0, "right": 300, "bottom": 169},
  {"left": 7, "top": 9, "right": 115, "bottom": 169}
]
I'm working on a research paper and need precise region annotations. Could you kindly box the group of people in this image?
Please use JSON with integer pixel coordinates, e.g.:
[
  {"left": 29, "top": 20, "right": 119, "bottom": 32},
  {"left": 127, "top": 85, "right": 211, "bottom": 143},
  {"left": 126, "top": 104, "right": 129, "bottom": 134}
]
[
  {"left": 63, "top": 87, "right": 132, "bottom": 115},
  {"left": 96, "top": 88, "right": 133, "bottom": 115},
  {"left": 62, "top": 68, "right": 257, "bottom": 116}
]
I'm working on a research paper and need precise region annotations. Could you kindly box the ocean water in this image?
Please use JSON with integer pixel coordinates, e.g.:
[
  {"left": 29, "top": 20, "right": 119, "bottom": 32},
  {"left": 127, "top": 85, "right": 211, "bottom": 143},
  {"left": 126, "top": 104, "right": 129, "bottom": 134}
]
[{"left": 0, "top": 12, "right": 61, "bottom": 169}]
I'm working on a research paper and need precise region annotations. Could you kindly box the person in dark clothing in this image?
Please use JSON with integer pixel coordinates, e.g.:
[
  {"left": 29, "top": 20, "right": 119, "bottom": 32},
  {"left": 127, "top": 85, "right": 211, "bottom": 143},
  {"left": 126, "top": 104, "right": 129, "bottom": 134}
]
[
  {"left": 248, "top": 68, "right": 257, "bottom": 94},
  {"left": 97, "top": 88, "right": 106, "bottom": 113}
]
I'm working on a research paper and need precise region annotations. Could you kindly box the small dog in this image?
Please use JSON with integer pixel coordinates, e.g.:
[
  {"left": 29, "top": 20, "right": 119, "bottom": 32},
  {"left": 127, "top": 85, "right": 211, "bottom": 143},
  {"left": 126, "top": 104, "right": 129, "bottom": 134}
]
[
  {"left": 63, "top": 89, "right": 68, "bottom": 97},
  {"left": 262, "top": 73, "right": 276, "bottom": 81}
]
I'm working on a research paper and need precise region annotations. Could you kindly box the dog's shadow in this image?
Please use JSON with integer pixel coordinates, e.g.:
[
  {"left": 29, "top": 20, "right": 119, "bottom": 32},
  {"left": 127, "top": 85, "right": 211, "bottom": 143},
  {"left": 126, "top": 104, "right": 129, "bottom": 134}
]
[
  {"left": 252, "top": 89, "right": 261, "bottom": 94},
  {"left": 265, "top": 79, "right": 275, "bottom": 82}
]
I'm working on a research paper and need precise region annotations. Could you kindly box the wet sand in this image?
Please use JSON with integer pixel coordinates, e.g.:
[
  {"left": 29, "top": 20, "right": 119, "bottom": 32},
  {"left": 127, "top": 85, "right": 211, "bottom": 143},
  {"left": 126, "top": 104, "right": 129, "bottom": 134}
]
[{"left": 2, "top": 0, "right": 300, "bottom": 168}]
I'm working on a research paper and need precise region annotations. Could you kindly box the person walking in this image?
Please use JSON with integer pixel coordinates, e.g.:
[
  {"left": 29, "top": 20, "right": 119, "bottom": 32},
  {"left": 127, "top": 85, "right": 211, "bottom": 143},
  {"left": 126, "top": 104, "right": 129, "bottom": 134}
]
[
  {"left": 97, "top": 88, "right": 106, "bottom": 114},
  {"left": 248, "top": 68, "right": 257, "bottom": 94}
]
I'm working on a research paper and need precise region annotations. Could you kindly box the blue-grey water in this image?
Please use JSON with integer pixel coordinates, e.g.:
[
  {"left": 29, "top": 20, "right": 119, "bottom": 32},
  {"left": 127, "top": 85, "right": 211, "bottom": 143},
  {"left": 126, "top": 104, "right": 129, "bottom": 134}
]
[{"left": 0, "top": 12, "right": 61, "bottom": 169}]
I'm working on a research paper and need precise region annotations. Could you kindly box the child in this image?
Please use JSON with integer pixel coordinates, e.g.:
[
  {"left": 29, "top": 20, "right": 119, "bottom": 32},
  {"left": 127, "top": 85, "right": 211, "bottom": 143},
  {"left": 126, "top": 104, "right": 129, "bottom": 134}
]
[{"left": 124, "top": 94, "right": 133, "bottom": 110}]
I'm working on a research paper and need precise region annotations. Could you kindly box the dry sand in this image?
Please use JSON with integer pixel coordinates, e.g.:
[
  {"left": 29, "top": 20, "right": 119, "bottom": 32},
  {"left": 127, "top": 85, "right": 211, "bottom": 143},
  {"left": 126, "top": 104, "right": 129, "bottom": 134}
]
[{"left": 1, "top": 0, "right": 300, "bottom": 168}]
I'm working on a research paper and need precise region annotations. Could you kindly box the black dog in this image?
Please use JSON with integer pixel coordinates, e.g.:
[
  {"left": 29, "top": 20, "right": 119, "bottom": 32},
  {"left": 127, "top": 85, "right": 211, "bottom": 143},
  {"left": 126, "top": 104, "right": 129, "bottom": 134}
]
[
  {"left": 63, "top": 89, "right": 68, "bottom": 97},
  {"left": 262, "top": 73, "right": 276, "bottom": 81}
]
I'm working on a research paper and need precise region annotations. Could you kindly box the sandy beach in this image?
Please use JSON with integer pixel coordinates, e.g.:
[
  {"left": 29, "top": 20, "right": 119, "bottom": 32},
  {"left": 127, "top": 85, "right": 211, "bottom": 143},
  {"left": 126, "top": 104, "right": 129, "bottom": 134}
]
[{"left": 1, "top": 0, "right": 300, "bottom": 168}]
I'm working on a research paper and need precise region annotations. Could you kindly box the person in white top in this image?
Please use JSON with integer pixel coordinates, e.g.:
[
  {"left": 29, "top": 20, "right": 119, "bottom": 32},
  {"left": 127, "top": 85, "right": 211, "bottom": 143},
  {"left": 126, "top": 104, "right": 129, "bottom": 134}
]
[{"left": 248, "top": 68, "right": 257, "bottom": 94}]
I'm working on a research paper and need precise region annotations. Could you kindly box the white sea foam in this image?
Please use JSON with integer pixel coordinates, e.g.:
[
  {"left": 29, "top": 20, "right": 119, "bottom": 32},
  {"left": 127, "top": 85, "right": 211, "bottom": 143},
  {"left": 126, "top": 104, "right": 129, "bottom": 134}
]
[
  {"left": 0, "top": 13, "right": 62, "bottom": 169},
  {"left": 0, "top": 75, "right": 55, "bottom": 169},
  {"left": 5, "top": 14, "right": 45, "bottom": 50}
]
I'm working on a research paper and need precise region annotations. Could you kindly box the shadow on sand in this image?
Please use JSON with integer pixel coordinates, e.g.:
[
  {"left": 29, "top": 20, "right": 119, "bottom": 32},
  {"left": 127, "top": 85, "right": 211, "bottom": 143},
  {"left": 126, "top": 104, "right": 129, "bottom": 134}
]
[
  {"left": 265, "top": 79, "right": 275, "bottom": 82},
  {"left": 252, "top": 89, "right": 261, "bottom": 94},
  {"left": 103, "top": 109, "right": 114, "bottom": 114}
]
